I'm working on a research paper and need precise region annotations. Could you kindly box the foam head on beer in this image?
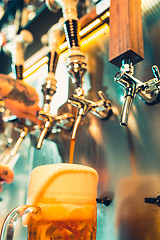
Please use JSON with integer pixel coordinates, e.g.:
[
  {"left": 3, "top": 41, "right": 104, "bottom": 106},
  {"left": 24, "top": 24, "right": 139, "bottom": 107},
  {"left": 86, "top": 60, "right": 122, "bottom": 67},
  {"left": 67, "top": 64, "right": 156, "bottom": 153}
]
[{"left": 23, "top": 163, "right": 98, "bottom": 226}]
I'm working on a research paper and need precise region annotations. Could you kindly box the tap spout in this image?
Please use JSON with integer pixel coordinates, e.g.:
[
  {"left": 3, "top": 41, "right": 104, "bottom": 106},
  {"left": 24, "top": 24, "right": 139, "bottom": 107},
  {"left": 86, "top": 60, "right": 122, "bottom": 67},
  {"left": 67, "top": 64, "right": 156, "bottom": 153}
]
[
  {"left": 37, "top": 119, "right": 53, "bottom": 149},
  {"left": 120, "top": 94, "right": 134, "bottom": 127},
  {"left": 114, "top": 71, "right": 138, "bottom": 126},
  {"left": 71, "top": 109, "right": 83, "bottom": 140},
  {"left": 0, "top": 127, "right": 28, "bottom": 169}
]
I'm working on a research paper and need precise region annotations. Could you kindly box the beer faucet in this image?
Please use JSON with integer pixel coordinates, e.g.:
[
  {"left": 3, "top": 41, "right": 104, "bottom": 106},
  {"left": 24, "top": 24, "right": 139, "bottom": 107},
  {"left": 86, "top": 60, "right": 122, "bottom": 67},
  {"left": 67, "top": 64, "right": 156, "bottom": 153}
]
[
  {"left": 37, "top": 111, "right": 75, "bottom": 149},
  {"left": 37, "top": 19, "right": 75, "bottom": 149},
  {"left": 0, "top": 30, "right": 35, "bottom": 169},
  {"left": 0, "top": 123, "right": 40, "bottom": 170},
  {"left": 40, "top": 18, "right": 64, "bottom": 113},
  {"left": 114, "top": 59, "right": 160, "bottom": 126},
  {"left": 45, "top": 0, "right": 112, "bottom": 141},
  {"left": 0, "top": 126, "right": 28, "bottom": 169},
  {"left": 46, "top": 0, "right": 87, "bottom": 96},
  {"left": 3, "top": 29, "right": 34, "bottom": 80},
  {"left": 68, "top": 91, "right": 112, "bottom": 139},
  {"left": 2, "top": 29, "right": 34, "bottom": 123}
]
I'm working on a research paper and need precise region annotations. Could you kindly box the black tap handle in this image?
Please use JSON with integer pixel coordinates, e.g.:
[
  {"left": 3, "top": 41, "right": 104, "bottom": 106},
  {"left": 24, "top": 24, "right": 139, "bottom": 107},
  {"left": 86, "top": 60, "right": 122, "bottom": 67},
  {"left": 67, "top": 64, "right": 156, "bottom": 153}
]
[
  {"left": 96, "top": 196, "right": 112, "bottom": 207},
  {"left": 63, "top": 19, "right": 81, "bottom": 49},
  {"left": 48, "top": 51, "right": 59, "bottom": 73},
  {"left": 145, "top": 195, "right": 160, "bottom": 206},
  {"left": 13, "top": 64, "right": 23, "bottom": 80}
]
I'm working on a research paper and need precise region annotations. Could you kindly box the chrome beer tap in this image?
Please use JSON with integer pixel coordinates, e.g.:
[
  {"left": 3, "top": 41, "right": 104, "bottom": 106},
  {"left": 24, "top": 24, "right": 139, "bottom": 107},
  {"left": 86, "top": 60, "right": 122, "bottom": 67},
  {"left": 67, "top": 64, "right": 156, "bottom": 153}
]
[
  {"left": 46, "top": 0, "right": 112, "bottom": 141},
  {"left": 2, "top": 29, "right": 34, "bottom": 123},
  {"left": 0, "top": 122, "right": 40, "bottom": 169},
  {"left": 114, "top": 59, "right": 160, "bottom": 126},
  {"left": 45, "top": 0, "right": 87, "bottom": 96},
  {"left": 0, "top": 30, "right": 35, "bottom": 169},
  {"left": 37, "top": 19, "right": 75, "bottom": 149},
  {"left": 40, "top": 18, "right": 64, "bottom": 113},
  {"left": 3, "top": 29, "right": 34, "bottom": 80},
  {"left": 37, "top": 111, "right": 75, "bottom": 149},
  {"left": 68, "top": 91, "right": 112, "bottom": 139},
  {"left": 37, "top": 19, "right": 64, "bottom": 149},
  {"left": 0, "top": 126, "right": 28, "bottom": 169}
]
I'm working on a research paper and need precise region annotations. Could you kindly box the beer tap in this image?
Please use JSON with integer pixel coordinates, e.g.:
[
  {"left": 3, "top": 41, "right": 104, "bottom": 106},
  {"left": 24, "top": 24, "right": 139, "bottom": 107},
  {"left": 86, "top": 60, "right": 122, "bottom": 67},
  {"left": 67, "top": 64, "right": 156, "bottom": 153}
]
[
  {"left": 68, "top": 91, "right": 112, "bottom": 139},
  {"left": 0, "top": 127, "right": 28, "bottom": 169},
  {"left": 37, "top": 111, "right": 75, "bottom": 149},
  {"left": 114, "top": 59, "right": 160, "bottom": 126},
  {"left": 0, "top": 30, "right": 34, "bottom": 169},
  {"left": 45, "top": 0, "right": 112, "bottom": 142},
  {"left": 40, "top": 18, "right": 64, "bottom": 113},
  {"left": 0, "top": 123, "right": 40, "bottom": 170},
  {"left": 37, "top": 19, "right": 75, "bottom": 149},
  {"left": 3, "top": 29, "right": 34, "bottom": 80},
  {"left": 45, "top": 0, "right": 87, "bottom": 96},
  {"left": 2, "top": 29, "right": 34, "bottom": 123}
]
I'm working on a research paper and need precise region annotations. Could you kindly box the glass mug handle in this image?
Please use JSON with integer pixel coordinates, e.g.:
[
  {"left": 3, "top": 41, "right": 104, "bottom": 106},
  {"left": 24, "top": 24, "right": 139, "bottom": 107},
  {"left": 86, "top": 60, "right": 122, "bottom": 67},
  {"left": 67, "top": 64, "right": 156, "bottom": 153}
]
[{"left": 0, "top": 205, "right": 42, "bottom": 240}]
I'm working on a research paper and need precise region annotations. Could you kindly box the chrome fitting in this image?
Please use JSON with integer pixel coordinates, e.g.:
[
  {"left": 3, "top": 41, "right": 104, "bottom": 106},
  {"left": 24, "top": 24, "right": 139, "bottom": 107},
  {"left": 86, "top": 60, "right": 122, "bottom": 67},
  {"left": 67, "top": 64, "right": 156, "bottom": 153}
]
[{"left": 66, "top": 47, "right": 87, "bottom": 90}]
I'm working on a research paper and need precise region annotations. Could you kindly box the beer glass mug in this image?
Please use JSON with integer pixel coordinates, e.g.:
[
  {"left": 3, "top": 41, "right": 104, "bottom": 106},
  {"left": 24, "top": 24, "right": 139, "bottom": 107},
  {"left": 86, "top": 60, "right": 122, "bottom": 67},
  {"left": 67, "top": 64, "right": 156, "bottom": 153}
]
[{"left": 0, "top": 163, "right": 98, "bottom": 239}]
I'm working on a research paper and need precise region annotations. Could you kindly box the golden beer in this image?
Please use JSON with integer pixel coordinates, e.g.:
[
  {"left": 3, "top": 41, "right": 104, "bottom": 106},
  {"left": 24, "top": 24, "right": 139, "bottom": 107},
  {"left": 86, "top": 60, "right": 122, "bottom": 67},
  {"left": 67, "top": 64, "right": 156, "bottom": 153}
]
[
  {"left": 25, "top": 164, "right": 98, "bottom": 239},
  {"left": 1, "top": 164, "right": 98, "bottom": 240},
  {"left": 28, "top": 209, "right": 97, "bottom": 240}
]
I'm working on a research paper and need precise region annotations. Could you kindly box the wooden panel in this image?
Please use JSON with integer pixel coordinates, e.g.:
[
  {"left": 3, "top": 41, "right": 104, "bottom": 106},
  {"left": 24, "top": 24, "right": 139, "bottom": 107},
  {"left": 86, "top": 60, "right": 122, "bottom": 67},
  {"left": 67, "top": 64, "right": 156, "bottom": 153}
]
[{"left": 109, "top": 0, "right": 144, "bottom": 67}]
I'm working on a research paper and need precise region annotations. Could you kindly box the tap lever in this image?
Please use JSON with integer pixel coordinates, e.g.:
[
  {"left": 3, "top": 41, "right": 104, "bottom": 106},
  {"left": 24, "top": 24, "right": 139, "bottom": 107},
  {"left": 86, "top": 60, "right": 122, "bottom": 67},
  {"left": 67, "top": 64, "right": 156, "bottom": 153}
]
[
  {"left": 37, "top": 111, "right": 75, "bottom": 149},
  {"left": 68, "top": 91, "right": 112, "bottom": 120},
  {"left": 152, "top": 65, "right": 160, "bottom": 81},
  {"left": 98, "top": 90, "right": 108, "bottom": 102},
  {"left": 115, "top": 71, "right": 144, "bottom": 89},
  {"left": 56, "top": 113, "right": 75, "bottom": 130}
]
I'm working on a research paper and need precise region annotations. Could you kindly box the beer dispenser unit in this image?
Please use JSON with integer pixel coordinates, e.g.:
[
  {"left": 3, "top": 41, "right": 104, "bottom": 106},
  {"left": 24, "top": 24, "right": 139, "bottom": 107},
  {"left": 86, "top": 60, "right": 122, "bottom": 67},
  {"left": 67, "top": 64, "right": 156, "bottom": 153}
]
[
  {"left": 109, "top": 0, "right": 160, "bottom": 127},
  {"left": 45, "top": 0, "right": 113, "bottom": 143},
  {"left": 37, "top": 18, "right": 75, "bottom": 149}
]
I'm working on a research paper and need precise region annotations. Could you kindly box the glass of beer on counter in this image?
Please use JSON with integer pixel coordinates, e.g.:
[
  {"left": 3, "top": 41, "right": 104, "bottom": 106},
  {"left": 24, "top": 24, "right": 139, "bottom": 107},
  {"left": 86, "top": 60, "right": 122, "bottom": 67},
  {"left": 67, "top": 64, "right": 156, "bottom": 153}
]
[{"left": 0, "top": 163, "right": 98, "bottom": 240}]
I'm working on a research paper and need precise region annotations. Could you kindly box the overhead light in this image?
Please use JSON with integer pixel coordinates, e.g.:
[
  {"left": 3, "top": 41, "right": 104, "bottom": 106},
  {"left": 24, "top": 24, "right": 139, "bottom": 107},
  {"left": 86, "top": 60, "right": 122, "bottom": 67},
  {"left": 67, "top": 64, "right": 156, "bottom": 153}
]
[{"left": 23, "top": 56, "right": 48, "bottom": 79}]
